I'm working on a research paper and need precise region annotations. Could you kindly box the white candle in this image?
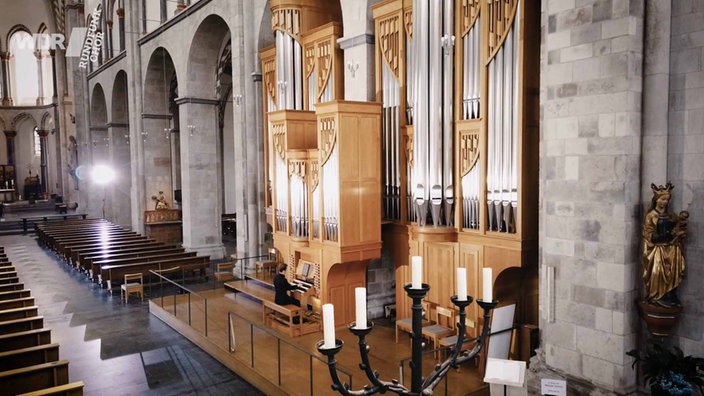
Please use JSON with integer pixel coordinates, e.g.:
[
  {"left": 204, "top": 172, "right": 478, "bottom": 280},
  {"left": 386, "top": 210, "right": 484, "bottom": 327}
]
[
  {"left": 322, "top": 303, "right": 336, "bottom": 349},
  {"left": 355, "top": 287, "right": 367, "bottom": 329},
  {"left": 482, "top": 268, "right": 493, "bottom": 302},
  {"left": 411, "top": 256, "right": 422, "bottom": 289},
  {"left": 456, "top": 268, "right": 467, "bottom": 301}
]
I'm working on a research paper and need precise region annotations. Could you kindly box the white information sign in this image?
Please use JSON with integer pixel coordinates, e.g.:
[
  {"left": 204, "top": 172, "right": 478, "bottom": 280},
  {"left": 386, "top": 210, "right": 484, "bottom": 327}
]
[{"left": 541, "top": 379, "right": 566, "bottom": 396}]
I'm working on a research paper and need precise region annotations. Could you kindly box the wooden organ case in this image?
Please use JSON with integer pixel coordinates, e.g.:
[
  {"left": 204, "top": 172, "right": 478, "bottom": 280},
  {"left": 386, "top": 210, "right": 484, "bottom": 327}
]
[
  {"left": 372, "top": 0, "right": 539, "bottom": 346},
  {"left": 261, "top": 0, "right": 382, "bottom": 326}
]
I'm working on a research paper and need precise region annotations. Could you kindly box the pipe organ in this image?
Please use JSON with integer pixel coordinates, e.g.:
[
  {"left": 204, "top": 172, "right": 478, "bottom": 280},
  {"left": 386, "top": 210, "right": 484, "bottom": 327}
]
[
  {"left": 261, "top": 0, "right": 382, "bottom": 326},
  {"left": 373, "top": 0, "right": 539, "bottom": 337}
]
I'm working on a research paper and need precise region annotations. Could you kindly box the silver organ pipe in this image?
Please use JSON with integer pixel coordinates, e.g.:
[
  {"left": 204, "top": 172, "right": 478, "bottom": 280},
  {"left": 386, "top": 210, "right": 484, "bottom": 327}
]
[
  {"left": 321, "top": 119, "right": 339, "bottom": 242},
  {"left": 410, "top": 0, "right": 454, "bottom": 227},
  {"left": 312, "top": 186, "right": 320, "bottom": 238},
  {"left": 405, "top": 33, "right": 416, "bottom": 223},
  {"left": 487, "top": 1, "right": 519, "bottom": 233},
  {"left": 442, "top": 0, "right": 454, "bottom": 226},
  {"left": 275, "top": 22, "right": 303, "bottom": 110},
  {"left": 462, "top": 162, "right": 480, "bottom": 229},
  {"left": 463, "top": 17, "right": 481, "bottom": 119},
  {"left": 275, "top": 149, "right": 288, "bottom": 233},
  {"left": 382, "top": 61, "right": 401, "bottom": 221},
  {"left": 290, "top": 170, "right": 308, "bottom": 238}
]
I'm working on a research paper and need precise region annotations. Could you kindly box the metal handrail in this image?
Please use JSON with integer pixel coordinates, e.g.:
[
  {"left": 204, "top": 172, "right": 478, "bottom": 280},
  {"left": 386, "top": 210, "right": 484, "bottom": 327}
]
[
  {"left": 149, "top": 269, "right": 208, "bottom": 336},
  {"left": 229, "top": 254, "right": 271, "bottom": 279},
  {"left": 227, "top": 310, "right": 354, "bottom": 396}
]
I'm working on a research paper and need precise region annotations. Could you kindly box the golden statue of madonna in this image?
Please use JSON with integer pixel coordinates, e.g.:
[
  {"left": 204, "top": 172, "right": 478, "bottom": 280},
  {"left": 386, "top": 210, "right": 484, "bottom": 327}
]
[{"left": 642, "top": 182, "right": 688, "bottom": 307}]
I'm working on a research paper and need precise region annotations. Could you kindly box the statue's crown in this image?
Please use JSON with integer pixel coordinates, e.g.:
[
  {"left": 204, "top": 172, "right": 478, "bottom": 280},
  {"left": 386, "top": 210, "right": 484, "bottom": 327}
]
[{"left": 651, "top": 182, "right": 674, "bottom": 196}]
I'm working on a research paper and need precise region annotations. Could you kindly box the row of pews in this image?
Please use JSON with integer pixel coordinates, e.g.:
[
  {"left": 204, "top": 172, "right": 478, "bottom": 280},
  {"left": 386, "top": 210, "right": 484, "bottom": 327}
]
[
  {"left": 35, "top": 218, "right": 210, "bottom": 293},
  {"left": 0, "top": 245, "right": 85, "bottom": 395}
]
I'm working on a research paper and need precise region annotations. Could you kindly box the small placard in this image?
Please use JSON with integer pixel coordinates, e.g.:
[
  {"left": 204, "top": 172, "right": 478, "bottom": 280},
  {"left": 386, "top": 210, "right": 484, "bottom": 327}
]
[{"left": 541, "top": 378, "right": 566, "bottom": 396}]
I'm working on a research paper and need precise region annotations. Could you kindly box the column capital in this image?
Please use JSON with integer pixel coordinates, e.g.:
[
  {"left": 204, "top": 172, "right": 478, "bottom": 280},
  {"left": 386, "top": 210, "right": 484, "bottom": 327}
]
[
  {"left": 34, "top": 50, "right": 43, "bottom": 60},
  {"left": 174, "top": 97, "right": 219, "bottom": 106},
  {"left": 0, "top": 52, "right": 11, "bottom": 61},
  {"left": 337, "top": 33, "right": 375, "bottom": 50},
  {"left": 3, "top": 130, "right": 17, "bottom": 138},
  {"left": 49, "top": 49, "right": 56, "bottom": 57},
  {"left": 116, "top": 8, "right": 124, "bottom": 18},
  {"left": 36, "top": 129, "right": 50, "bottom": 137}
]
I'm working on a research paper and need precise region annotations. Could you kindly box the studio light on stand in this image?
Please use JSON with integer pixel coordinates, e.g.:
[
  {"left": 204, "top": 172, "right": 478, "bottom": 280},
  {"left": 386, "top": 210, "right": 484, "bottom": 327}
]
[
  {"left": 91, "top": 164, "right": 115, "bottom": 219},
  {"left": 317, "top": 257, "right": 497, "bottom": 395}
]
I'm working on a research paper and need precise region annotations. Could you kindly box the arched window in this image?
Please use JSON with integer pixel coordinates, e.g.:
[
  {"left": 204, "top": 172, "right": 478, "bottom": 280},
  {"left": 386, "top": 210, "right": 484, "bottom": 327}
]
[
  {"left": 33, "top": 127, "right": 41, "bottom": 157},
  {"left": 8, "top": 29, "right": 39, "bottom": 105}
]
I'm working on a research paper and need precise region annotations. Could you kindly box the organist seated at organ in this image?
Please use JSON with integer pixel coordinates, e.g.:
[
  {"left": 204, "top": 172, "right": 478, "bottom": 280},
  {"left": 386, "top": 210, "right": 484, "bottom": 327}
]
[{"left": 273, "top": 263, "right": 317, "bottom": 311}]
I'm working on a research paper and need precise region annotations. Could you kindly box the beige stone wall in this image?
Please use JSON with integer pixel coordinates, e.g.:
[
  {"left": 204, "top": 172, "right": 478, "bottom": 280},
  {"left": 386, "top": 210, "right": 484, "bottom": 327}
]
[{"left": 538, "top": 0, "right": 644, "bottom": 392}]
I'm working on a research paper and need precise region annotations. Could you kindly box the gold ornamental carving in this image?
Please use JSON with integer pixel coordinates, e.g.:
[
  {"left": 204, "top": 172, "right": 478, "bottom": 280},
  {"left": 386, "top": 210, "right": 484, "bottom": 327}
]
[
  {"left": 461, "top": 0, "right": 481, "bottom": 37},
  {"left": 310, "top": 159, "right": 319, "bottom": 190},
  {"left": 263, "top": 57, "right": 277, "bottom": 104},
  {"left": 487, "top": 0, "right": 518, "bottom": 60},
  {"left": 403, "top": 8, "right": 413, "bottom": 38},
  {"left": 272, "top": 123, "right": 286, "bottom": 160},
  {"left": 304, "top": 45, "right": 316, "bottom": 78},
  {"left": 271, "top": 7, "right": 302, "bottom": 40},
  {"left": 289, "top": 160, "right": 307, "bottom": 178},
  {"left": 316, "top": 40, "right": 333, "bottom": 99},
  {"left": 319, "top": 116, "right": 337, "bottom": 166},
  {"left": 378, "top": 14, "right": 401, "bottom": 81},
  {"left": 460, "top": 130, "right": 480, "bottom": 177}
]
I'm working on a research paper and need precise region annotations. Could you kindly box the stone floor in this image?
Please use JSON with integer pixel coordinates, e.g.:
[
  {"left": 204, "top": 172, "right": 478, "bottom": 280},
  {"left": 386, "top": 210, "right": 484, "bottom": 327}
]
[{"left": 0, "top": 233, "right": 263, "bottom": 396}]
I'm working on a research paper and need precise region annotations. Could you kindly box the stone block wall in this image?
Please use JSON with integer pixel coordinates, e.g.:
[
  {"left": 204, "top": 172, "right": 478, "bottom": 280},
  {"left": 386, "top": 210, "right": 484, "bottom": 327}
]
[
  {"left": 667, "top": 0, "right": 704, "bottom": 357},
  {"left": 538, "top": 0, "right": 644, "bottom": 392},
  {"left": 366, "top": 250, "right": 396, "bottom": 320}
]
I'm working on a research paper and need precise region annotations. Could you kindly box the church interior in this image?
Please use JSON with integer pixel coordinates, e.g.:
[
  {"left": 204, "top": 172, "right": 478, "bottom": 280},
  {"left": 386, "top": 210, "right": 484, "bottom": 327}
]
[{"left": 0, "top": 0, "right": 703, "bottom": 395}]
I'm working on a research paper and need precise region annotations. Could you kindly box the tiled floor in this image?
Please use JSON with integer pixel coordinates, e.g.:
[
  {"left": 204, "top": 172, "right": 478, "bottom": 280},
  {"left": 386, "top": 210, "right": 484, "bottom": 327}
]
[{"left": 1, "top": 233, "right": 263, "bottom": 396}]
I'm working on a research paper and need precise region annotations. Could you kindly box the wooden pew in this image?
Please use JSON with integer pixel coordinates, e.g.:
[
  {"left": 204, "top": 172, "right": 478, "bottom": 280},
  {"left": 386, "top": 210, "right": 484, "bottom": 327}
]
[
  {"left": 0, "top": 277, "right": 20, "bottom": 285},
  {"left": 49, "top": 230, "right": 137, "bottom": 251},
  {"left": 0, "top": 359, "right": 69, "bottom": 395},
  {"left": 17, "top": 380, "right": 85, "bottom": 396},
  {"left": 60, "top": 235, "right": 149, "bottom": 259},
  {"left": 82, "top": 246, "right": 185, "bottom": 276},
  {"left": 0, "top": 316, "right": 44, "bottom": 335},
  {"left": 262, "top": 300, "right": 303, "bottom": 338},
  {"left": 101, "top": 256, "right": 210, "bottom": 290},
  {"left": 92, "top": 252, "right": 197, "bottom": 283},
  {"left": 35, "top": 220, "right": 110, "bottom": 245},
  {"left": 0, "top": 328, "right": 52, "bottom": 352},
  {"left": 0, "top": 289, "right": 31, "bottom": 301},
  {"left": 0, "top": 271, "right": 18, "bottom": 279},
  {"left": 67, "top": 239, "right": 158, "bottom": 264},
  {"left": 0, "top": 266, "right": 17, "bottom": 272},
  {"left": 0, "top": 343, "right": 59, "bottom": 371},
  {"left": 72, "top": 241, "right": 167, "bottom": 268},
  {"left": 0, "top": 297, "right": 35, "bottom": 311},
  {"left": 0, "top": 282, "right": 25, "bottom": 293},
  {"left": 0, "top": 306, "right": 39, "bottom": 321}
]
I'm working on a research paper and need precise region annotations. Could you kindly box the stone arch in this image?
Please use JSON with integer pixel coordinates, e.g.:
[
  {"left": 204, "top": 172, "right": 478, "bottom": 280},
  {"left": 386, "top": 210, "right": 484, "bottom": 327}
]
[
  {"left": 143, "top": 47, "right": 177, "bottom": 114},
  {"left": 111, "top": 70, "right": 128, "bottom": 123},
  {"left": 90, "top": 84, "right": 107, "bottom": 127},
  {"left": 256, "top": 3, "right": 274, "bottom": 51},
  {"left": 6, "top": 24, "right": 32, "bottom": 49},
  {"left": 40, "top": 111, "right": 53, "bottom": 130},
  {"left": 11, "top": 112, "right": 37, "bottom": 130},
  {"left": 185, "top": 14, "right": 230, "bottom": 100}
]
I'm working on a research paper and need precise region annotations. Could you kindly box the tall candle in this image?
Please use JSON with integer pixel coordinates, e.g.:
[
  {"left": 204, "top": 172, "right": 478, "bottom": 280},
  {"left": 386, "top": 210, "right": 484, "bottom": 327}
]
[
  {"left": 355, "top": 287, "right": 367, "bottom": 329},
  {"left": 456, "top": 268, "right": 467, "bottom": 301},
  {"left": 322, "top": 303, "right": 335, "bottom": 349},
  {"left": 411, "top": 256, "right": 422, "bottom": 289},
  {"left": 482, "top": 268, "right": 493, "bottom": 302}
]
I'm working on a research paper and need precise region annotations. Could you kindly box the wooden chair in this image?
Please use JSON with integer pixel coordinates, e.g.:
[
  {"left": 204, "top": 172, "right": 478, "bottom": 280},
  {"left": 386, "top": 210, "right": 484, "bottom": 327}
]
[
  {"left": 214, "top": 262, "right": 235, "bottom": 283},
  {"left": 395, "top": 301, "right": 430, "bottom": 343},
  {"left": 255, "top": 248, "right": 278, "bottom": 275},
  {"left": 439, "top": 317, "right": 478, "bottom": 363},
  {"left": 120, "top": 273, "right": 143, "bottom": 303},
  {"left": 422, "top": 306, "right": 456, "bottom": 357}
]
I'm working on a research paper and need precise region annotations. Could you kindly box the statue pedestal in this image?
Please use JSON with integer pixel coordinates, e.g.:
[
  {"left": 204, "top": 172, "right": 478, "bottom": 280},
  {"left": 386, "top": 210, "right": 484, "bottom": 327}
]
[{"left": 638, "top": 300, "right": 682, "bottom": 337}]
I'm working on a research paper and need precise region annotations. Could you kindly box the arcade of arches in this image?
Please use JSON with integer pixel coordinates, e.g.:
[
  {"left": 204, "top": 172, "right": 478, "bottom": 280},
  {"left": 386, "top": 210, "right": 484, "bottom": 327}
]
[{"left": 2, "top": 0, "right": 704, "bottom": 395}]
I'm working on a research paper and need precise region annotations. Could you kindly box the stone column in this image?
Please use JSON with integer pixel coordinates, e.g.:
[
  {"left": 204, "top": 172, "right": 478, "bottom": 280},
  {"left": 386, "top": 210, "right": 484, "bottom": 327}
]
[
  {"left": 160, "top": 0, "right": 167, "bottom": 22},
  {"left": 338, "top": 34, "right": 375, "bottom": 102},
  {"left": 531, "top": 2, "right": 644, "bottom": 394},
  {"left": 106, "top": 19, "right": 114, "bottom": 59},
  {"left": 176, "top": 97, "right": 224, "bottom": 259},
  {"left": 35, "top": 51, "right": 45, "bottom": 105},
  {"left": 36, "top": 129, "right": 50, "bottom": 194},
  {"left": 4, "top": 130, "right": 17, "bottom": 165},
  {"left": 1, "top": 52, "right": 13, "bottom": 106},
  {"left": 117, "top": 8, "right": 125, "bottom": 52},
  {"left": 107, "top": 122, "right": 132, "bottom": 226}
]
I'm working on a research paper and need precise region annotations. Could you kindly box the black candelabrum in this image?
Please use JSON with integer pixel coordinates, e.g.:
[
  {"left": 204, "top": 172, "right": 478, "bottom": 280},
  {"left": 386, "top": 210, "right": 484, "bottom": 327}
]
[{"left": 316, "top": 283, "right": 497, "bottom": 395}]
